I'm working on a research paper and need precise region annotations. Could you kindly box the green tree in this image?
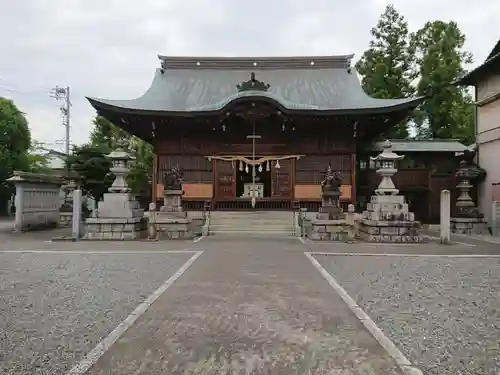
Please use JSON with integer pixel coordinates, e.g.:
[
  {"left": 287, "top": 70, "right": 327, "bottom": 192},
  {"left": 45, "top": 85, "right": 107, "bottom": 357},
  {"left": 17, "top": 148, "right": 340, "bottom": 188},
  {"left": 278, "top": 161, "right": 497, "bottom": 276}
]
[
  {"left": 65, "top": 144, "right": 113, "bottom": 202},
  {"left": 411, "top": 20, "right": 475, "bottom": 143},
  {"left": 0, "top": 97, "right": 31, "bottom": 205},
  {"left": 90, "top": 115, "right": 129, "bottom": 151},
  {"left": 355, "top": 4, "right": 416, "bottom": 139},
  {"left": 89, "top": 115, "right": 153, "bottom": 198},
  {"left": 26, "top": 141, "right": 51, "bottom": 173},
  {"left": 128, "top": 138, "right": 154, "bottom": 197}
]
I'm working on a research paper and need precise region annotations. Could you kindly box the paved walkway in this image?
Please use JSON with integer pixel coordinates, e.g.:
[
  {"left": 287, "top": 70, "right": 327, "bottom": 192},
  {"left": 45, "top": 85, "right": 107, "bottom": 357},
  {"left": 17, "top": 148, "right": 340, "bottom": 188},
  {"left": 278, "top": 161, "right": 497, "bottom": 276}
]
[{"left": 78, "top": 238, "right": 403, "bottom": 375}]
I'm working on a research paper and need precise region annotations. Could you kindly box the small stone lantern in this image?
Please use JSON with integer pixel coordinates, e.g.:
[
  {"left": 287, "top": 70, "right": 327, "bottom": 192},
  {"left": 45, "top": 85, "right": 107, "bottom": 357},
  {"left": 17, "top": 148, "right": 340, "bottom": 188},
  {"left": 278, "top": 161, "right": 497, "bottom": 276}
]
[{"left": 371, "top": 140, "right": 404, "bottom": 195}]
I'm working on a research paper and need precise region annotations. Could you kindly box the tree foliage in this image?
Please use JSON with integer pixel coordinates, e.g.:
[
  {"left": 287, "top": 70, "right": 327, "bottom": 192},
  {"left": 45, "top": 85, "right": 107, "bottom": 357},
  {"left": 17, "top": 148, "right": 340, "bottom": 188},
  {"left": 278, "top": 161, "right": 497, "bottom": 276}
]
[
  {"left": 75, "top": 115, "right": 154, "bottom": 200},
  {"left": 0, "top": 97, "right": 31, "bottom": 202},
  {"left": 411, "top": 21, "right": 475, "bottom": 144},
  {"left": 26, "top": 140, "right": 51, "bottom": 173},
  {"left": 355, "top": 5, "right": 416, "bottom": 139},
  {"left": 90, "top": 115, "right": 129, "bottom": 151},
  {"left": 65, "top": 144, "right": 113, "bottom": 202}
]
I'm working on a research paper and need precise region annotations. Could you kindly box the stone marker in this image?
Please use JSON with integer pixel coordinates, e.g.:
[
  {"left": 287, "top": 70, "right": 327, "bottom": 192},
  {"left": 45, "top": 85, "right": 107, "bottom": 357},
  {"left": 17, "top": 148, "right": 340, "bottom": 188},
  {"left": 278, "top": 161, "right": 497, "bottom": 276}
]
[
  {"left": 72, "top": 189, "right": 82, "bottom": 239},
  {"left": 440, "top": 189, "right": 451, "bottom": 244}
]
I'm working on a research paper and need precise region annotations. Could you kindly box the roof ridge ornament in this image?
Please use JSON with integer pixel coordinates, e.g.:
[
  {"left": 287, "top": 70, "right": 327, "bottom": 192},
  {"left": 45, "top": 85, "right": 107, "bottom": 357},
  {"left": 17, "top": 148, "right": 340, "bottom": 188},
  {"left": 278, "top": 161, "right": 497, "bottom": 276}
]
[{"left": 236, "top": 72, "right": 271, "bottom": 92}]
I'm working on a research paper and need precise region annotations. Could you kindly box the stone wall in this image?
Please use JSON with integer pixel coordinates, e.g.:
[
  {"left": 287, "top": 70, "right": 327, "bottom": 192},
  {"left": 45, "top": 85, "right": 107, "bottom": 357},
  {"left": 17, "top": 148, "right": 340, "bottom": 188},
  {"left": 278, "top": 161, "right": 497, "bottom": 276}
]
[{"left": 7, "top": 171, "right": 64, "bottom": 232}]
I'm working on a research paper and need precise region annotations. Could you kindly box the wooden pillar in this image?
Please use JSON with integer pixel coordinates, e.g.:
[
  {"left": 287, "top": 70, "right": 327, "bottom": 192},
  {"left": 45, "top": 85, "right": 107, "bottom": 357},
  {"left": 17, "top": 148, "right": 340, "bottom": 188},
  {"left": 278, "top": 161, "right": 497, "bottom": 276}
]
[
  {"left": 350, "top": 152, "right": 357, "bottom": 204},
  {"left": 151, "top": 153, "right": 158, "bottom": 204}
]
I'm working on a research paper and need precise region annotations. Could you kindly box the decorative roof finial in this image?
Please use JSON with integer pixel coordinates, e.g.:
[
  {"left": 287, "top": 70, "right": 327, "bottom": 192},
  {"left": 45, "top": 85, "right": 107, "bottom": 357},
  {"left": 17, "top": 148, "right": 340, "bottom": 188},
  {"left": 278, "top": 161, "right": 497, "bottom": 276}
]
[{"left": 236, "top": 72, "right": 271, "bottom": 92}]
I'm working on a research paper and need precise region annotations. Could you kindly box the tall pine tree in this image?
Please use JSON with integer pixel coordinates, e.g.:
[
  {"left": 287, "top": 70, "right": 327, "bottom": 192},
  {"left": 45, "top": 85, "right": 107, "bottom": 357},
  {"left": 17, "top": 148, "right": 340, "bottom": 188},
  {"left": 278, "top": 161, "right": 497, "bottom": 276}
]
[
  {"left": 411, "top": 21, "right": 475, "bottom": 144},
  {"left": 355, "top": 5, "right": 416, "bottom": 139}
]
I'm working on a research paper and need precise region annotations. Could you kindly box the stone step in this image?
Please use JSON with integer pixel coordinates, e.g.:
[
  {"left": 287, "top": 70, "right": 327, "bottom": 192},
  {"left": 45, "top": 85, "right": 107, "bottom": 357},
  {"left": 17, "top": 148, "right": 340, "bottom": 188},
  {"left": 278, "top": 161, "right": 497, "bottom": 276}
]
[
  {"left": 210, "top": 225, "right": 293, "bottom": 230},
  {"left": 209, "top": 229, "right": 294, "bottom": 237},
  {"left": 210, "top": 219, "right": 293, "bottom": 225}
]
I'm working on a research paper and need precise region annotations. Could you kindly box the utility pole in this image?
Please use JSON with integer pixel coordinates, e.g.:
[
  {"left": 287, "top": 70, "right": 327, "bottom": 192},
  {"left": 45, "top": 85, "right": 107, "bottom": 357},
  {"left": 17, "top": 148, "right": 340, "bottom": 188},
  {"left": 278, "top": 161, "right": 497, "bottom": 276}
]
[{"left": 51, "top": 85, "right": 71, "bottom": 155}]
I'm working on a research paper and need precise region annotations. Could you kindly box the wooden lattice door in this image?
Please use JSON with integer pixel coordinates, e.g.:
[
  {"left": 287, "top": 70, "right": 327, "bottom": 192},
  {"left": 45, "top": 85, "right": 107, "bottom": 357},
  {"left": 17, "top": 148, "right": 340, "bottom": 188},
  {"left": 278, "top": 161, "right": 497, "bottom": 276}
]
[
  {"left": 271, "top": 159, "right": 293, "bottom": 198},
  {"left": 214, "top": 160, "right": 235, "bottom": 200}
]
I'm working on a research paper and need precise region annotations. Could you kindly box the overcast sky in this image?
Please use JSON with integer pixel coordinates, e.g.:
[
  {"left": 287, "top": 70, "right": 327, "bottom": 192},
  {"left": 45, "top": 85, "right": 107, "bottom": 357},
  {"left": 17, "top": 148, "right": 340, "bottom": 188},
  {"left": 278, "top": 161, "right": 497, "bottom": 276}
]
[{"left": 0, "top": 0, "right": 498, "bottom": 151}]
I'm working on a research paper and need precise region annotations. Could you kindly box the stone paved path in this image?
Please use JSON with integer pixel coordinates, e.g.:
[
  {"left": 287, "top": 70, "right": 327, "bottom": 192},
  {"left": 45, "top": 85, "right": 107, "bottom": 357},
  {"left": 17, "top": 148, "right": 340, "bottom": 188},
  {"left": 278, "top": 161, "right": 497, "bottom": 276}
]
[{"left": 83, "top": 238, "right": 403, "bottom": 374}]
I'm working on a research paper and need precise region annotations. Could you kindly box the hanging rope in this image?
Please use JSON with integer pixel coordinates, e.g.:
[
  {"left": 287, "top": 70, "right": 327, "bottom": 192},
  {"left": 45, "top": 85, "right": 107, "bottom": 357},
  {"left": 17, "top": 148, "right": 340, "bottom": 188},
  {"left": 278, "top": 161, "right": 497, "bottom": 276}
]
[{"left": 206, "top": 154, "right": 303, "bottom": 166}]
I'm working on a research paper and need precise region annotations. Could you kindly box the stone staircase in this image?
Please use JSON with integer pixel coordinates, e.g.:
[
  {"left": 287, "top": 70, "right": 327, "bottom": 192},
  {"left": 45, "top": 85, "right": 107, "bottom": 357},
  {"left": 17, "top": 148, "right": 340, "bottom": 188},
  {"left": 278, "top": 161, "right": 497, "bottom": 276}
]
[{"left": 208, "top": 211, "right": 296, "bottom": 237}]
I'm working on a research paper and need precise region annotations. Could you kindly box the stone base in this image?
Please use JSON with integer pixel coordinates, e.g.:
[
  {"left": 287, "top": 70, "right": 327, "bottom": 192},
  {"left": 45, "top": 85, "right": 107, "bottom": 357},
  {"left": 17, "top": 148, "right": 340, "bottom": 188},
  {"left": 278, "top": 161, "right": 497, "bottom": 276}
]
[
  {"left": 317, "top": 206, "right": 344, "bottom": 220},
  {"left": 310, "top": 219, "right": 349, "bottom": 241},
  {"left": 154, "top": 216, "right": 194, "bottom": 240},
  {"left": 451, "top": 217, "right": 489, "bottom": 235},
  {"left": 97, "top": 192, "right": 144, "bottom": 218},
  {"left": 59, "top": 211, "right": 72, "bottom": 228},
  {"left": 84, "top": 217, "right": 147, "bottom": 240},
  {"left": 357, "top": 218, "right": 422, "bottom": 243}
]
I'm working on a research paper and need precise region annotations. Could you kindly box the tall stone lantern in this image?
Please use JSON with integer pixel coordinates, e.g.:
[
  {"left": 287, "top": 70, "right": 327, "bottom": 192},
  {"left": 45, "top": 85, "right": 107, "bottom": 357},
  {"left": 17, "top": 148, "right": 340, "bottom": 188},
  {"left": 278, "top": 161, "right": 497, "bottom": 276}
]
[
  {"left": 371, "top": 140, "right": 404, "bottom": 196},
  {"left": 357, "top": 140, "right": 421, "bottom": 243},
  {"left": 84, "top": 141, "right": 146, "bottom": 240}
]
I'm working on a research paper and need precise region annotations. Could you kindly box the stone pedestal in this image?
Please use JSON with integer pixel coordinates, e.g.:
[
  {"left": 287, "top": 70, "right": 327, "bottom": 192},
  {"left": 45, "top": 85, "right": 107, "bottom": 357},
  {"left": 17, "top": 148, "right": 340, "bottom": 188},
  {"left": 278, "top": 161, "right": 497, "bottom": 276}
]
[
  {"left": 154, "top": 189, "right": 193, "bottom": 240},
  {"left": 85, "top": 193, "right": 146, "bottom": 240},
  {"left": 83, "top": 144, "right": 147, "bottom": 240},
  {"left": 357, "top": 140, "right": 422, "bottom": 243},
  {"left": 451, "top": 217, "right": 488, "bottom": 235},
  {"left": 357, "top": 195, "right": 421, "bottom": 243},
  {"left": 311, "top": 190, "right": 349, "bottom": 241},
  {"left": 450, "top": 175, "right": 488, "bottom": 235}
]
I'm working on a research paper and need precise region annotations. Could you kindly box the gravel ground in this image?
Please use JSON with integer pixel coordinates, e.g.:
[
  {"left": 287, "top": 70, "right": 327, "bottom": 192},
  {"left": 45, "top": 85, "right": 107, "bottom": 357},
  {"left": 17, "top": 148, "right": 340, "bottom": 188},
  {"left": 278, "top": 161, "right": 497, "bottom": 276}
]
[
  {"left": 0, "top": 252, "right": 193, "bottom": 375},
  {"left": 314, "top": 254, "right": 500, "bottom": 375}
]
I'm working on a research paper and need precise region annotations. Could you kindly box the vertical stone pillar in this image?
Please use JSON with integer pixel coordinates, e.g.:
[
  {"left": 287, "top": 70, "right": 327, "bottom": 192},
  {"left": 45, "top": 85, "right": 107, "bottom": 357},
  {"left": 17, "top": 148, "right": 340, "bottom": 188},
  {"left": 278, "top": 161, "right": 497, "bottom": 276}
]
[
  {"left": 148, "top": 202, "right": 157, "bottom": 240},
  {"left": 72, "top": 189, "right": 82, "bottom": 239},
  {"left": 492, "top": 201, "right": 500, "bottom": 237},
  {"left": 440, "top": 189, "right": 451, "bottom": 244},
  {"left": 346, "top": 203, "right": 356, "bottom": 242}
]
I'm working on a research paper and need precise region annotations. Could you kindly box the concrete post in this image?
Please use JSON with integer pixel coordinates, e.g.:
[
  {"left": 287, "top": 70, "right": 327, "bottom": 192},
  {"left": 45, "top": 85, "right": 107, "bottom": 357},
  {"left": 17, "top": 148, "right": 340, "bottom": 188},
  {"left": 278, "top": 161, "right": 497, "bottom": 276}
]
[
  {"left": 72, "top": 189, "right": 82, "bottom": 239},
  {"left": 440, "top": 189, "right": 451, "bottom": 244},
  {"left": 492, "top": 201, "right": 499, "bottom": 237},
  {"left": 346, "top": 204, "right": 356, "bottom": 242},
  {"left": 148, "top": 202, "right": 157, "bottom": 240}
]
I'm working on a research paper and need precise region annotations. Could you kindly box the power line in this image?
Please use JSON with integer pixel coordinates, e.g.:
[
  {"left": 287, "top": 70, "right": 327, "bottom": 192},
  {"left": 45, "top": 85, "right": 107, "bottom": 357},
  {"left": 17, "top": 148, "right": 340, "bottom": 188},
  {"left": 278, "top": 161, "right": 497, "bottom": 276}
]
[{"left": 50, "top": 86, "right": 71, "bottom": 155}]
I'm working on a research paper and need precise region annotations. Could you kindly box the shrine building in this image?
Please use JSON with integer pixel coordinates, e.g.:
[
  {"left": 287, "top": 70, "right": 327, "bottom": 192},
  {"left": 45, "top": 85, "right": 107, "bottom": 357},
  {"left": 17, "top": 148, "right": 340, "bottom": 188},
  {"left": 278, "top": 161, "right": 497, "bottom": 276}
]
[{"left": 87, "top": 55, "right": 469, "bottom": 223}]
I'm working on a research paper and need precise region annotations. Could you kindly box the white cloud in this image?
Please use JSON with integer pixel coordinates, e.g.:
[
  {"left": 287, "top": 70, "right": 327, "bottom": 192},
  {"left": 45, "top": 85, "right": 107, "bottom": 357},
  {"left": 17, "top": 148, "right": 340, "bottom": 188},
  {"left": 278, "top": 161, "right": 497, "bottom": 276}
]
[{"left": 0, "top": 0, "right": 497, "bottom": 151}]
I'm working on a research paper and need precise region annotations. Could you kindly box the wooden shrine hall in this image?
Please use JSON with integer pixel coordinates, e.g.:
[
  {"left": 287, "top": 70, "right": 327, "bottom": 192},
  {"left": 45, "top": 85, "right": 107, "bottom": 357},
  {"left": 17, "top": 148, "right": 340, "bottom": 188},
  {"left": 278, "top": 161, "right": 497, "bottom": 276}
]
[{"left": 87, "top": 55, "right": 468, "bottom": 222}]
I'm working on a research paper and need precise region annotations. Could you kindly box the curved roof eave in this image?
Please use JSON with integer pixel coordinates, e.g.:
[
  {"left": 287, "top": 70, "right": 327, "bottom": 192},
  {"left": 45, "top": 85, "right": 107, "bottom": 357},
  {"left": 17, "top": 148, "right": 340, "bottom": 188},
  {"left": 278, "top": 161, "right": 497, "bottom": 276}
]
[{"left": 87, "top": 94, "right": 424, "bottom": 117}]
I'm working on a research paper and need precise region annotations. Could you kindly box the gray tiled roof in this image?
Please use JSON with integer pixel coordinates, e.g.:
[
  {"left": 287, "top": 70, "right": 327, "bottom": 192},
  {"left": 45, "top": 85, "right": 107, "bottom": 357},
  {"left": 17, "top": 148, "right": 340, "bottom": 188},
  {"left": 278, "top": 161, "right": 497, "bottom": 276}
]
[
  {"left": 87, "top": 55, "right": 423, "bottom": 114},
  {"left": 371, "top": 140, "right": 468, "bottom": 153}
]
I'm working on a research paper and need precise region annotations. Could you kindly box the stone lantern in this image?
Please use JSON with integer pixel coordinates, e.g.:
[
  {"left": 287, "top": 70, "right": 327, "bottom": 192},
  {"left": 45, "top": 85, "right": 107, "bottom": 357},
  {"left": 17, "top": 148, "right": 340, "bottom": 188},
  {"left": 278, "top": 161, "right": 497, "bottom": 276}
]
[
  {"left": 371, "top": 140, "right": 404, "bottom": 196},
  {"left": 357, "top": 140, "right": 421, "bottom": 243},
  {"left": 83, "top": 141, "right": 146, "bottom": 240}
]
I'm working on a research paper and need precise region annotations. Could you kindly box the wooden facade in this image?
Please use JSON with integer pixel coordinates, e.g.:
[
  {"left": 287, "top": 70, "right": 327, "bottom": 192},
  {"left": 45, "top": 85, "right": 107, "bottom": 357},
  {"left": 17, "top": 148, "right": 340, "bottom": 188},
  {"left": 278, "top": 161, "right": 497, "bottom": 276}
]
[{"left": 151, "top": 113, "right": 357, "bottom": 211}]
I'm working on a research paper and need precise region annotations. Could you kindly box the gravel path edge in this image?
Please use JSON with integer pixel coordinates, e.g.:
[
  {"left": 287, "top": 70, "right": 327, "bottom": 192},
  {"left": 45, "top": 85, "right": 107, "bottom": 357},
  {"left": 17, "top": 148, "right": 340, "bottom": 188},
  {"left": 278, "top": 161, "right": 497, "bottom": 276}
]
[
  {"left": 305, "top": 252, "right": 424, "bottom": 375},
  {"left": 65, "top": 250, "right": 204, "bottom": 375}
]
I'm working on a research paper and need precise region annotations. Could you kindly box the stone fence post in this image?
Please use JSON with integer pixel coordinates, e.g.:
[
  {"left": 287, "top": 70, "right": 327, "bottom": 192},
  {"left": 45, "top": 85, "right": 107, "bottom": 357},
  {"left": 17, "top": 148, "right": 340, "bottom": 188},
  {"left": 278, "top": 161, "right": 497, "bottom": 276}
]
[
  {"left": 440, "top": 190, "right": 451, "bottom": 244},
  {"left": 345, "top": 204, "right": 356, "bottom": 242},
  {"left": 7, "top": 171, "right": 64, "bottom": 232},
  {"left": 492, "top": 201, "right": 500, "bottom": 237},
  {"left": 72, "top": 189, "right": 83, "bottom": 239}
]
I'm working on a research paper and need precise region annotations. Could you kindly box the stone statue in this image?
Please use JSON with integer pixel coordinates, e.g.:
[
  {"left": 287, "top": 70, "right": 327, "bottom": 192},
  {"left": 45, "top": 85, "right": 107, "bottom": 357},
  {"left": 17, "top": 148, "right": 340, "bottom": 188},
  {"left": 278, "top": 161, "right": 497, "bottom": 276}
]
[
  {"left": 320, "top": 165, "right": 342, "bottom": 194},
  {"left": 163, "top": 167, "right": 183, "bottom": 191}
]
